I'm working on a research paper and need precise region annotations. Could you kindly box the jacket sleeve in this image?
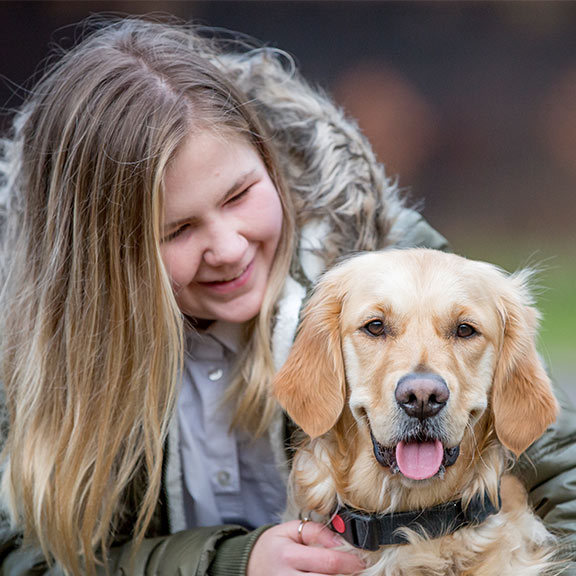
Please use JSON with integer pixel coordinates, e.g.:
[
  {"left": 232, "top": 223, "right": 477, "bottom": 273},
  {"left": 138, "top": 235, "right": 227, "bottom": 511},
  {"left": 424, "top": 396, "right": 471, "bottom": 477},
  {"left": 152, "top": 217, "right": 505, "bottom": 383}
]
[
  {"left": 0, "top": 525, "right": 269, "bottom": 576},
  {"left": 513, "top": 384, "right": 576, "bottom": 572}
]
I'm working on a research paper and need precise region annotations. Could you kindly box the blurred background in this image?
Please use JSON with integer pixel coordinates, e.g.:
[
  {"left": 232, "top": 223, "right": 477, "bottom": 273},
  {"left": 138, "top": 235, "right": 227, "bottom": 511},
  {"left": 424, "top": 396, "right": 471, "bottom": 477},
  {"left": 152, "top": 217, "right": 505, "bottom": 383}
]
[{"left": 1, "top": 1, "right": 574, "bottom": 397}]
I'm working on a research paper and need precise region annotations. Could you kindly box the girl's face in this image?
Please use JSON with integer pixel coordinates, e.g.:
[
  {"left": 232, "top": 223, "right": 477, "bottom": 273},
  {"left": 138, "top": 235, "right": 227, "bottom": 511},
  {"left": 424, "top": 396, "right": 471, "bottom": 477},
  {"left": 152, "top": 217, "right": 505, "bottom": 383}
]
[{"left": 160, "top": 130, "right": 284, "bottom": 324}]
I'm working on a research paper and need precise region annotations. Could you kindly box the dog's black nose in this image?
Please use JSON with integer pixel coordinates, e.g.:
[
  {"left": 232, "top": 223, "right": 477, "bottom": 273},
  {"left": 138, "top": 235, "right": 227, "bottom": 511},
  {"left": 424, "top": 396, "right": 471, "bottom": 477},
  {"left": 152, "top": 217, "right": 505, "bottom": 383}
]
[{"left": 395, "top": 373, "right": 449, "bottom": 420}]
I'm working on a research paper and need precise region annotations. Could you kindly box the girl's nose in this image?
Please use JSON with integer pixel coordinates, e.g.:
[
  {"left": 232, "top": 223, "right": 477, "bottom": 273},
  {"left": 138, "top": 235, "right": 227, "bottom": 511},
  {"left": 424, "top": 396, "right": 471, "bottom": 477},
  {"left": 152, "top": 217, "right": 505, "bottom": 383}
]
[{"left": 203, "top": 226, "right": 249, "bottom": 268}]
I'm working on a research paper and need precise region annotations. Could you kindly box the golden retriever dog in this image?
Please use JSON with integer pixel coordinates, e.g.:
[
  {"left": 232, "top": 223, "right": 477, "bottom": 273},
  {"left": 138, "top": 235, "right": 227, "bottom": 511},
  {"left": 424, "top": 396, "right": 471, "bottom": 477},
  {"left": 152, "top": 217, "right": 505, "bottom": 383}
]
[{"left": 274, "top": 248, "right": 561, "bottom": 576}]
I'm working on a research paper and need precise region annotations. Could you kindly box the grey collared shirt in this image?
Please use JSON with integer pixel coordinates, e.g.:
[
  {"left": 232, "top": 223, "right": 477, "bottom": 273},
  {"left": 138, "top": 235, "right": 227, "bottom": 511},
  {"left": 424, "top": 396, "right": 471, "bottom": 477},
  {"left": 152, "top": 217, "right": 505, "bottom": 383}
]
[{"left": 177, "top": 322, "right": 286, "bottom": 529}]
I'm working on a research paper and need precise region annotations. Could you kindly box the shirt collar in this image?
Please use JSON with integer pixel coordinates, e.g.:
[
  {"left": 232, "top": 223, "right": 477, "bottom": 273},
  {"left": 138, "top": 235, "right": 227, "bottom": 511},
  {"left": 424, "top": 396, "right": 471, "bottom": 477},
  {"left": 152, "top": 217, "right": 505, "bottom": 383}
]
[{"left": 186, "top": 320, "right": 244, "bottom": 354}]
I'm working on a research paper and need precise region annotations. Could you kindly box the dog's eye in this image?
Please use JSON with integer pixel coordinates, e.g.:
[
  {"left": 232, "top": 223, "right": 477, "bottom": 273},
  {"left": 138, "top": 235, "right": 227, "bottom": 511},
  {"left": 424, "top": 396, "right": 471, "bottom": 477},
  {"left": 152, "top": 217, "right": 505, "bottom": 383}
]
[
  {"left": 363, "top": 320, "right": 387, "bottom": 337},
  {"left": 456, "top": 323, "right": 476, "bottom": 338}
]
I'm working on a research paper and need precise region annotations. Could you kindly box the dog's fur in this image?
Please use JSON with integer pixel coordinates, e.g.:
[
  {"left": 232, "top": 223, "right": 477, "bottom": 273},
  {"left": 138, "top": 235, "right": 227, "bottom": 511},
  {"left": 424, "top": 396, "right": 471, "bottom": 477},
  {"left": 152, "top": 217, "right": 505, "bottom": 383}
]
[{"left": 274, "top": 249, "right": 561, "bottom": 575}]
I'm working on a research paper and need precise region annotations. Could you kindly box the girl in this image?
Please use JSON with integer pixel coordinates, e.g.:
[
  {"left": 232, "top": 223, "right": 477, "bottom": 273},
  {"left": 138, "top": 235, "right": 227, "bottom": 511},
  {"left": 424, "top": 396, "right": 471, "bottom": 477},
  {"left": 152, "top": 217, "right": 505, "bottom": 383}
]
[{"left": 0, "top": 16, "right": 574, "bottom": 576}]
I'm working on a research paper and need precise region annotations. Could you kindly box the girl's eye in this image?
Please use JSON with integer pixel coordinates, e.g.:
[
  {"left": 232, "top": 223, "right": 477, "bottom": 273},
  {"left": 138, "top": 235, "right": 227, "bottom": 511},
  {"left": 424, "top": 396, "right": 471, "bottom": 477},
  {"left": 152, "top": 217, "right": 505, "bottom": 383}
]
[
  {"left": 363, "top": 320, "right": 387, "bottom": 337},
  {"left": 456, "top": 323, "right": 477, "bottom": 338},
  {"left": 226, "top": 186, "right": 251, "bottom": 205},
  {"left": 162, "top": 224, "right": 189, "bottom": 243}
]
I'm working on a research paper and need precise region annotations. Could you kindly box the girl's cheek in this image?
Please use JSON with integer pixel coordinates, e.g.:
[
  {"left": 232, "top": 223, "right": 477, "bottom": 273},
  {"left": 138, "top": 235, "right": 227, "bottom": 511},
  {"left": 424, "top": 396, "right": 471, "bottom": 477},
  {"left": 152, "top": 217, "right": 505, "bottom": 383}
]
[
  {"left": 161, "top": 246, "right": 187, "bottom": 287},
  {"left": 250, "top": 187, "right": 283, "bottom": 235},
  {"left": 171, "top": 247, "right": 204, "bottom": 288}
]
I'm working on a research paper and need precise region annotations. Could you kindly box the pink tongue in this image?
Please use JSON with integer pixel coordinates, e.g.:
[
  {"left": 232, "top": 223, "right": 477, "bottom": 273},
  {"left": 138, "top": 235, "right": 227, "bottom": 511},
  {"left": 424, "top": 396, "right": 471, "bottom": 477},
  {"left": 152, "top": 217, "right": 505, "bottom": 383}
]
[{"left": 396, "top": 440, "right": 444, "bottom": 480}]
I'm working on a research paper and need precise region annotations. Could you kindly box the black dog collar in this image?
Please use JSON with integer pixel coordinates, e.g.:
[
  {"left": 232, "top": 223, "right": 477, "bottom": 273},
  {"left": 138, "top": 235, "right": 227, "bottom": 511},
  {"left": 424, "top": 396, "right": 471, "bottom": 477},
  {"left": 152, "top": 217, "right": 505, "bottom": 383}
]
[{"left": 329, "top": 490, "right": 501, "bottom": 551}]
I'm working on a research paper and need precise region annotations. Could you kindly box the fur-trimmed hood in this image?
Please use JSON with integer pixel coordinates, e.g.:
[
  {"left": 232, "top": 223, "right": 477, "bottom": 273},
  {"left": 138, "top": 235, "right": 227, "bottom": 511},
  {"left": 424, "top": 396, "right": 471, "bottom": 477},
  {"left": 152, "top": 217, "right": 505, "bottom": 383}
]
[{"left": 216, "top": 47, "right": 448, "bottom": 283}]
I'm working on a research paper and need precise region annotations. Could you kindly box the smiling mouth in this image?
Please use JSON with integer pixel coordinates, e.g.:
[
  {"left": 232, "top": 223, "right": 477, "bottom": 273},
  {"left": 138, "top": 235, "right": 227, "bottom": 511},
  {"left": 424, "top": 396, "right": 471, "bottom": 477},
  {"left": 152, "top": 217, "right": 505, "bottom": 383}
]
[
  {"left": 202, "top": 262, "right": 251, "bottom": 285},
  {"left": 210, "top": 270, "right": 245, "bottom": 284},
  {"left": 370, "top": 429, "right": 460, "bottom": 481}
]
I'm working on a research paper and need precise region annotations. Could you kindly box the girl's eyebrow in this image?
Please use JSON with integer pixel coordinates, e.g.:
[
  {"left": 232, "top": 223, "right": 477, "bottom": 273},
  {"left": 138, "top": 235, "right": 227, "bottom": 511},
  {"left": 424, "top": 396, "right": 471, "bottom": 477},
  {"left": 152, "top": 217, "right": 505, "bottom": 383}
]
[{"left": 163, "top": 169, "right": 257, "bottom": 232}]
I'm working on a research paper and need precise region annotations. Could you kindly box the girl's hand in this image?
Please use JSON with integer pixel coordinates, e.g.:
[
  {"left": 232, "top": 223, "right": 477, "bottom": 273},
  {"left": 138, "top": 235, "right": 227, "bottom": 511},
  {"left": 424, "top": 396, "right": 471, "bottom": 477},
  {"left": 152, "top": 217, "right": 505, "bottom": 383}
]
[{"left": 247, "top": 520, "right": 366, "bottom": 575}]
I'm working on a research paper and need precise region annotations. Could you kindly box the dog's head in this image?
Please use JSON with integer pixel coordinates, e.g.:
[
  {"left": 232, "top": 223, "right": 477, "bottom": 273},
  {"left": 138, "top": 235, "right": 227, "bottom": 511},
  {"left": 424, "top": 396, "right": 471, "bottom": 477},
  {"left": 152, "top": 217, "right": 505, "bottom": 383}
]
[{"left": 274, "top": 249, "right": 557, "bottom": 489}]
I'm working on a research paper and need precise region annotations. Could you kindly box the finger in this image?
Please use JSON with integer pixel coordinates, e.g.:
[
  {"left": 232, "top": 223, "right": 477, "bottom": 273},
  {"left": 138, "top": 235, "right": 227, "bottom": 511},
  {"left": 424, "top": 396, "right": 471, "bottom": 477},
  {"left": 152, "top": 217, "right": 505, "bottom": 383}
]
[
  {"left": 289, "top": 520, "right": 341, "bottom": 548},
  {"left": 294, "top": 545, "right": 365, "bottom": 575},
  {"left": 305, "top": 523, "right": 347, "bottom": 549}
]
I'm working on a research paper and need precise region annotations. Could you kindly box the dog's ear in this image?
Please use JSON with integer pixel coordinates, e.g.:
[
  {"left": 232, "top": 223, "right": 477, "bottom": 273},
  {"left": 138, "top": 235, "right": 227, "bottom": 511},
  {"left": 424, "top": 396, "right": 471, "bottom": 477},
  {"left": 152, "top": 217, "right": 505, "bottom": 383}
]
[
  {"left": 492, "top": 272, "right": 558, "bottom": 457},
  {"left": 273, "top": 268, "right": 347, "bottom": 439}
]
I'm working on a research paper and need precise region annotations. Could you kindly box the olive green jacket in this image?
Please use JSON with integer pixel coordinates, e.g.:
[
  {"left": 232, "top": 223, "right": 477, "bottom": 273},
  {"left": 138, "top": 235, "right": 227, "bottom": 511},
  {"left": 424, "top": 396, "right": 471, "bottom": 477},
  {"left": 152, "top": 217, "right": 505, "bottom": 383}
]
[{"left": 1, "top": 41, "right": 575, "bottom": 576}]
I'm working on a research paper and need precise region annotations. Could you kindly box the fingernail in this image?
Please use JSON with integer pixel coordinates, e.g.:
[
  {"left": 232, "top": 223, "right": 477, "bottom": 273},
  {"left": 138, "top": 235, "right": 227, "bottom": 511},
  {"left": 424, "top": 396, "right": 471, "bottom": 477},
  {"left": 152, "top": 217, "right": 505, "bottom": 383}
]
[{"left": 332, "top": 533, "right": 346, "bottom": 546}]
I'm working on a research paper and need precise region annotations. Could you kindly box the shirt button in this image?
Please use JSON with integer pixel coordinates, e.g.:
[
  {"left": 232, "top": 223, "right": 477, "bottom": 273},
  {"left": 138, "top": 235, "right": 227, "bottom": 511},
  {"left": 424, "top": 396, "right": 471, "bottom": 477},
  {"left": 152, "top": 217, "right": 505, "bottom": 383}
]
[
  {"left": 208, "top": 368, "right": 223, "bottom": 381},
  {"left": 216, "top": 470, "right": 231, "bottom": 487}
]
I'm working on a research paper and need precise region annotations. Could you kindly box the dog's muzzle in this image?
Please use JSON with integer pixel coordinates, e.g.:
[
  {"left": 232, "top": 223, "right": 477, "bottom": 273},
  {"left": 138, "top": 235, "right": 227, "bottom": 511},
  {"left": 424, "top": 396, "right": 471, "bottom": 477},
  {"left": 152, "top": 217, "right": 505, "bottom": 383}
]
[{"left": 370, "top": 373, "right": 460, "bottom": 480}]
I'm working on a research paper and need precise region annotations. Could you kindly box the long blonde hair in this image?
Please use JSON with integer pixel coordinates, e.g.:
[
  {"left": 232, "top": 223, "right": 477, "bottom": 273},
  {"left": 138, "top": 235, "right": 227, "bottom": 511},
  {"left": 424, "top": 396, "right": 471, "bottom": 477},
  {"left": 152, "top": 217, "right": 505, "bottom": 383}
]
[{"left": 0, "top": 16, "right": 294, "bottom": 574}]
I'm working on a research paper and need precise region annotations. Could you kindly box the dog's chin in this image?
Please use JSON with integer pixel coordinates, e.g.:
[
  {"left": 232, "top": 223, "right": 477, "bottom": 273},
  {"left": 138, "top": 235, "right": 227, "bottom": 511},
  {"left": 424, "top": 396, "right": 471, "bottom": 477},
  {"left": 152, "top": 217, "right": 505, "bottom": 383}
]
[{"left": 370, "top": 429, "right": 460, "bottom": 481}]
